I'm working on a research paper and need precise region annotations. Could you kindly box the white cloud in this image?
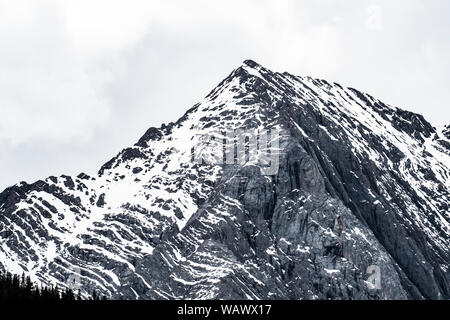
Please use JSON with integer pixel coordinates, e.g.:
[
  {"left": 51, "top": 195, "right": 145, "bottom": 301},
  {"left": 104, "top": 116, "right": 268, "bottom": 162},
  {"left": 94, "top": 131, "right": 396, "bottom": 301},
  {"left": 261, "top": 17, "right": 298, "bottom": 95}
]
[
  {"left": 0, "top": 0, "right": 158, "bottom": 145},
  {"left": 62, "top": 0, "right": 154, "bottom": 60},
  {"left": 0, "top": 0, "right": 449, "bottom": 191},
  {"left": 366, "top": 4, "right": 383, "bottom": 31}
]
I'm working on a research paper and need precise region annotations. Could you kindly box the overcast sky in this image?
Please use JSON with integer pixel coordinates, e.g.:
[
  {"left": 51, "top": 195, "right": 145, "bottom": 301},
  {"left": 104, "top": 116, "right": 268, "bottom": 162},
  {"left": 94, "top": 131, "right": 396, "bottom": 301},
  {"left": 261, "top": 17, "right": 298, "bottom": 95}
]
[{"left": 1, "top": 0, "right": 449, "bottom": 191}]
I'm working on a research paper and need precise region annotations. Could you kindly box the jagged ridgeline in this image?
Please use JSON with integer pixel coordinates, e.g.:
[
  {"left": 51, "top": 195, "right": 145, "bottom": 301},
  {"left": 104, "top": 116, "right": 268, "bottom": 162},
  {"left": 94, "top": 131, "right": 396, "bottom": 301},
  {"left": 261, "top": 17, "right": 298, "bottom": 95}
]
[{"left": 0, "top": 60, "right": 449, "bottom": 300}]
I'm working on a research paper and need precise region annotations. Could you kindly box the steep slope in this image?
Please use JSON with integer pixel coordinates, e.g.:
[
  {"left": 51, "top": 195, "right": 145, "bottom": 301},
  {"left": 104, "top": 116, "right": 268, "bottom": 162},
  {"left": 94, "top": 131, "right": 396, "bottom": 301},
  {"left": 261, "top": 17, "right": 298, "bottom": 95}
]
[{"left": 0, "top": 60, "right": 448, "bottom": 299}]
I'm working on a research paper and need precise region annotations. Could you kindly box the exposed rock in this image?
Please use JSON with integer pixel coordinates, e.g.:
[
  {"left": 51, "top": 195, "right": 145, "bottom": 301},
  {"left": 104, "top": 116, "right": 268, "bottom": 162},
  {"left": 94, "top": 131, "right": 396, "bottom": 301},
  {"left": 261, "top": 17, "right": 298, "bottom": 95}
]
[{"left": 0, "top": 60, "right": 448, "bottom": 300}]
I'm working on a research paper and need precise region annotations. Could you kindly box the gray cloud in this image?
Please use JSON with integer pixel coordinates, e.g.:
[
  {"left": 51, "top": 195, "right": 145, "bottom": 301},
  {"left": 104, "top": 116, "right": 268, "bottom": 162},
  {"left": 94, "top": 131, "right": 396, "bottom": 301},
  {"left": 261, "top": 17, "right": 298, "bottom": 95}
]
[{"left": 1, "top": 0, "right": 449, "bottom": 191}]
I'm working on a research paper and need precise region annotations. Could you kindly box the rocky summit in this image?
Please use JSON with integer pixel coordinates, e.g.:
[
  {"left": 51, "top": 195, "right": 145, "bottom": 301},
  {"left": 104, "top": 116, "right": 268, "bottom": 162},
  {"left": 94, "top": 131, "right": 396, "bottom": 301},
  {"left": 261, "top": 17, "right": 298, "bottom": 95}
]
[{"left": 0, "top": 60, "right": 449, "bottom": 300}]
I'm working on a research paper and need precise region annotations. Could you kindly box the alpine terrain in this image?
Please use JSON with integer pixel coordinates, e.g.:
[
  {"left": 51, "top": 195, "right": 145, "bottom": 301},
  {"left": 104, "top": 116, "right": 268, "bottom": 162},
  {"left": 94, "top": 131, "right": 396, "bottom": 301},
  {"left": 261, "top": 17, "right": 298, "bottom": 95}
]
[{"left": 0, "top": 60, "right": 449, "bottom": 300}]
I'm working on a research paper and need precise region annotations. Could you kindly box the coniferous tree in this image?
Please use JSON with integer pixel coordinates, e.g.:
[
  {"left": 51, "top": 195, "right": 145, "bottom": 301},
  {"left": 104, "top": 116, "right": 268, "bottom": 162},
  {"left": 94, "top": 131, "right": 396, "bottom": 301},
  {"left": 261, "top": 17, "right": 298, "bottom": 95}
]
[
  {"left": 0, "top": 269, "right": 79, "bottom": 300},
  {"left": 92, "top": 289, "right": 98, "bottom": 301},
  {"left": 25, "top": 276, "right": 33, "bottom": 294},
  {"left": 0, "top": 269, "right": 105, "bottom": 301}
]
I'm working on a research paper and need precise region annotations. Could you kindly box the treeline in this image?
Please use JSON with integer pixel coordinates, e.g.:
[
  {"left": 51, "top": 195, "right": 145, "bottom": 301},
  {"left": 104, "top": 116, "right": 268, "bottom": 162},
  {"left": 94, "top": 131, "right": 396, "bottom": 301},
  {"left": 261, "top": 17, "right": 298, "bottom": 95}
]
[{"left": 0, "top": 270, "right": 105, "bottom": 300}]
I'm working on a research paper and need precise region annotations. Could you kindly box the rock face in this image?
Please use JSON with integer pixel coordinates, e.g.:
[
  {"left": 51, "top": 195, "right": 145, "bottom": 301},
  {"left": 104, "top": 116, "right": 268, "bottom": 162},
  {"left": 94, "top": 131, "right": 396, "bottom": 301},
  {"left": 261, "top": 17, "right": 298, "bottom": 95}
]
[{"left": 0, "top": 60, "right": 449, "bottom": 300}]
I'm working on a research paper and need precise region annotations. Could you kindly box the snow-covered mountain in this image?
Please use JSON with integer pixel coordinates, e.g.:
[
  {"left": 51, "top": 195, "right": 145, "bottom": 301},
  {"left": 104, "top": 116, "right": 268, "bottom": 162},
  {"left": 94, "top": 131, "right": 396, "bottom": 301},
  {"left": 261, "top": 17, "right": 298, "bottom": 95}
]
[{"left": 0, "top": 60, "right": 449, "bottom": 299}]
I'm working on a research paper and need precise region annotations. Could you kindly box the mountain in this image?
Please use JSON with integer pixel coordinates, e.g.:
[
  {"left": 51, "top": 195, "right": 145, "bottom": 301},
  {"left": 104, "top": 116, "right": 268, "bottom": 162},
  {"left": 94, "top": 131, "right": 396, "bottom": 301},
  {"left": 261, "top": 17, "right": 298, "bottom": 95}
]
[{"left": 0, "top": 60, "right": 449, "bottom": 300}]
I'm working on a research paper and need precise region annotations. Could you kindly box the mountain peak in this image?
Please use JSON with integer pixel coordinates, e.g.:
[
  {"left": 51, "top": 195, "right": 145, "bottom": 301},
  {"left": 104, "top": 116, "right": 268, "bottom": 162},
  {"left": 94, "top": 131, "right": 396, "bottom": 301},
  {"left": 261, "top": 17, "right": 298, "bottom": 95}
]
[{"left": 242, "top": 59, "right": 261, "bottom": 68}]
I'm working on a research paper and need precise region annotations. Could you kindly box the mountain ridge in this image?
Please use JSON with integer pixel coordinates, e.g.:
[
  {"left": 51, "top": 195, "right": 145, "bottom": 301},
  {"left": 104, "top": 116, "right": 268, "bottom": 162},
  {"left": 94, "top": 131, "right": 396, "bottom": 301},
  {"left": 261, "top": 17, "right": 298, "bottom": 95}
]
[{"left": 0, "top": 60, "right": 449, "bottom": 299}]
